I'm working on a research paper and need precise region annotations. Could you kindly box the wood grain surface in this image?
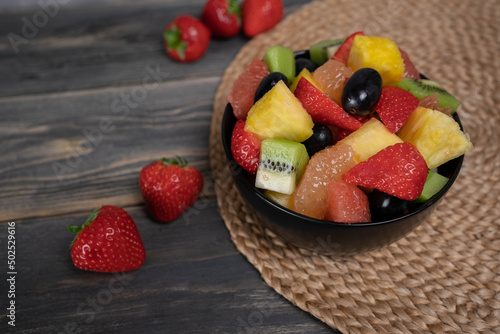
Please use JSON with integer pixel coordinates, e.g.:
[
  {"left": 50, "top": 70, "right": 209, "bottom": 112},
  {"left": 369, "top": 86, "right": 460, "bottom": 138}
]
[{"left": 0, "top": 0, "right": 340, "bottom": 333}]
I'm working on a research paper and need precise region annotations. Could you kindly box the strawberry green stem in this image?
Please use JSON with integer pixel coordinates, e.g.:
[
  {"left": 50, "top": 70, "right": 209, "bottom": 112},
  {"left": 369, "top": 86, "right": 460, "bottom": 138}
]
[
  {"left": 227, "top": 0, "right": 241, "bottom": 17},
  {"left": 163, "top": 26, "right": 188, "bottom": 60},
  {"left": 68, "top": 206, "right": 101, "bottom": 248},
  {"left": 161, "top": 156, "right": 188, "bottom": 167}
]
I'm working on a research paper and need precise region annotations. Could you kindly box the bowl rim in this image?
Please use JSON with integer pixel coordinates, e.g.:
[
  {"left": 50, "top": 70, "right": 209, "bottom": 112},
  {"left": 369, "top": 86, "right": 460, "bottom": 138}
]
[
  {"left": 221, "top": 47, "right": 465, "bottom": 227},
  {"left": 222, "top": 102, "right": 464, "bottom": 228}
]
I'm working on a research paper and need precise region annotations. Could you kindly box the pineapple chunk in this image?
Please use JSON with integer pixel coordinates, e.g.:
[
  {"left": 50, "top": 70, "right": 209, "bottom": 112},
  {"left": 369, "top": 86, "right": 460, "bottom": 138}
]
[
  {"left": 290, "top": 68, "right": 318, "bottom": 93},
  {"left": 340, "top": 118, "right": 403, "bottom": 162},
  {"left": 245, "top": 80, "right": 314, "bottom": 142},
  {"left": 264, "top": 189, "right": 292, "bottom": 209},
  {"left": 348, "top": 35, "right": 404, "bottom": 86},
  {"left": 397, "top": 107, "right": 473, "bottom": 169}
]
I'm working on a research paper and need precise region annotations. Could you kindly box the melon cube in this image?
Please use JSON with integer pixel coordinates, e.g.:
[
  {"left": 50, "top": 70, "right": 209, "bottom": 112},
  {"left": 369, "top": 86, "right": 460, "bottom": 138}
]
[{"left": 325, "top": 180, "right": 371, "bottom": 223}]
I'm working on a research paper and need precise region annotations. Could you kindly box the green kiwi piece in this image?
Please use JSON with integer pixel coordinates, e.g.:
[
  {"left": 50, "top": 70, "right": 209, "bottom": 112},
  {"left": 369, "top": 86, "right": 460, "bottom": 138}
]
[
  {"left": 309, "top": 37, "right": 346, "bottom": 66},
  {"left": 263, "top": 45, "right": 296, "bottom": 85},
  {"left": 396, "top": 77, "right": 461, "bottom": 113},
  {"left": 415, "top": 170, "right": 449, "bottom": 203},
  {"left": 255, "top": 138, "right": 309, "bottom": 195}
]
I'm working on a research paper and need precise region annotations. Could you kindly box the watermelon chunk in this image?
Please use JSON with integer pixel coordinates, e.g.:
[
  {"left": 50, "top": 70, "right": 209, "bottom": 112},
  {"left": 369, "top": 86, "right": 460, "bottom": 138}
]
[{"left": 325, "top": 180, "right": 371, "bottom": 223}]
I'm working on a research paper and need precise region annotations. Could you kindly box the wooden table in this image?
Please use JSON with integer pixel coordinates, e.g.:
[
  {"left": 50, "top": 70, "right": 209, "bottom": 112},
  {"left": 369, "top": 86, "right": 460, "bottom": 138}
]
[{"left": 0, "top": 0, "right": 340, "bottom": 332}]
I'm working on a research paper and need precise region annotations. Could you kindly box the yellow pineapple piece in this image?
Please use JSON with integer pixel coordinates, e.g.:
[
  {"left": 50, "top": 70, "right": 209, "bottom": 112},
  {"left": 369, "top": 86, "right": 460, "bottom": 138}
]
[
  {"left": 264, "top": 189, "right": 292, "bottom": 209},
  {"left": 245, "top": 80, "right": 314, "bottom": 142},
  {"left": 397, "top": 107, "right": 473, "bottom": 169},
  {"left": 340, "top": 118, "right": 403, "bottom": 162},
  {"left": 289, "top": 68, "right": 318, "bottom": 93},
  {"left": 348, "top": 35, "right": 404, "bottom": 86}
]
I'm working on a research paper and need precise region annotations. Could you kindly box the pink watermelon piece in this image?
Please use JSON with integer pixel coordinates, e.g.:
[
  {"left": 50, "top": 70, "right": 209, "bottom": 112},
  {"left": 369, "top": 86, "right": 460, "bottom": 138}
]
[{"left": 325, "top": 180, "right": 371, "bottom": 223}]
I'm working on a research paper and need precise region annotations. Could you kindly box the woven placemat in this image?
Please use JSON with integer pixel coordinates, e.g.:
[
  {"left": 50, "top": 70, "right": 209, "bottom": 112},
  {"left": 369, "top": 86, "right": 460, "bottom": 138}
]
[{"left": 208, "top": 0, "right": 500, "bottom": 332}]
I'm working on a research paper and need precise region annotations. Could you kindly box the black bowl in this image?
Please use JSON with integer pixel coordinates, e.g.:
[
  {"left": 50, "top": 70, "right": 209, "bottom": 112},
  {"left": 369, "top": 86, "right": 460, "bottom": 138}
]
[
  {"left": 221, "top": 47, "right": 464, "bottom": 255},
  {"left": 221, "top": 103, "right": 464, "bottom": 256}
]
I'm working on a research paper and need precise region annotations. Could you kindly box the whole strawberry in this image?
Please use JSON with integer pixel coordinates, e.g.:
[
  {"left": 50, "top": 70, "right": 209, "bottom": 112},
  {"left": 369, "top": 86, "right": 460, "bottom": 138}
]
[
  {"left": 139, "top": 157, "right": 203, "bottom": 223},
  {"left": 163, "top": 15, "right": 211, "bottom": 62},
  {"left": 69, "top": 206, "right": 146, "bottom": 273},
  {"left": 202, "top": 0, "right": 241, "bottom": 38},
  {"left": 241, "top": 0, "right": 283, "bottom": 38}
]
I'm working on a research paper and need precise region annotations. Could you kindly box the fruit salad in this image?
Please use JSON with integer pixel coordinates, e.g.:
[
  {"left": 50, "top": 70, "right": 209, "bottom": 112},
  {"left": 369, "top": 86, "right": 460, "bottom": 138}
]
[{"left": 227, "top": 32, "right": 473, "bottom": 223}]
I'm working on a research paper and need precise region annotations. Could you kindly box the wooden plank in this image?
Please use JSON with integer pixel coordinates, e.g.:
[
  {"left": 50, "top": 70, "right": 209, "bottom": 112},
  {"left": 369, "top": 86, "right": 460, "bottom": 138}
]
[
  {"left": 0, "top": 207, "right": 336, "bottom": 333},
  {"left": 0, "top": 75, "right": 216, "bottom": 221},
  {"left": 0, "top": 1, "right": 346, "bottom": 333},
  {"left": 0, "top": 0, "right": 311, "bottom": 221},
  {"left": 0, "top": 0, "right": 204, "bottom": 11},
  {"left": 0, "top": 0, "right": 307, "bottom": 98},
  {"left": 0, "top": 0, "right": 229, "bottom": 97}
]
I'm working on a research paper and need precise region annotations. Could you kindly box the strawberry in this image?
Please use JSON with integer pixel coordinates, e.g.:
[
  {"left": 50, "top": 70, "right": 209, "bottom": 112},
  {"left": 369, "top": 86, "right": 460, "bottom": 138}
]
[
  {"left": 332, "top": 126, "right": 352, "bottom": 142},
  {"left": 294, "top": 77, "right": 363, "bottom": 132},
  {"left": 332, "top": 31, "right": 365, "bottom": 65},
  {"left": 342, "top": 142, "right": 428, "bottom": 201},
  {"left": 202, "top": 0, "right": 241, "bottom": 38},
  {"left": 139, "top": 157, "right": 204, "bottom": 223},
  {"left": 231, "top": 120, "right": 261, "bottom": 174},
  {"left": 163, "top": 15, "right": 211, "bottom": 62},
  {"left": 69, "top": 206, "right": 146, "bottom": 273},
  {"left": 375, "top": 86, "right": 419, "bottom": 133},
  {"left": 241, "top": 0, "right": 283, "bottom": 38}
]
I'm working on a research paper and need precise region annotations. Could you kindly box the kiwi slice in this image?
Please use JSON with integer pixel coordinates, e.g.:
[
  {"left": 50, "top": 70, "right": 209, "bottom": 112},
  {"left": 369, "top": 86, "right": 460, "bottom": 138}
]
[
  {"left": 255, "top": 138, "right": 309, "bottom": 195},
  {"left": 415, "top": 170, "right": 449, "bottom": 203},
  {"left": 309, "top": 37, "right": 346, "bottom": 66},
  {"left": 396, "top": 77, "right": 461, "bottom": 113},
  {"left": 263, "top": 45, "right": 296, "bottom": 85}
]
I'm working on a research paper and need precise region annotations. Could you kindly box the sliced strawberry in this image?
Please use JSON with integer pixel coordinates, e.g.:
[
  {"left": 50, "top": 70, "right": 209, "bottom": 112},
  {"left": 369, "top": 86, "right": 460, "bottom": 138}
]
[
  {"left": 342, "top": 142, "right": 428, "bottom": 201},
  {"left": 325, "top": 180, "right": 371, "bottom": 223},
  {"left": 331, "top": 115, "right": 370, "bottom": 142},
  {"left": 375, "top": 86, "right": 419, "bottom": 133},
  {"left": 231, "top": 120, "right": 261, "bottom": 174},
  {"left": 332, "top": 31, "right": 365, "bottom": 65},
  {"left": 294, "top": 77, "right": 362, "bottom": 132}
]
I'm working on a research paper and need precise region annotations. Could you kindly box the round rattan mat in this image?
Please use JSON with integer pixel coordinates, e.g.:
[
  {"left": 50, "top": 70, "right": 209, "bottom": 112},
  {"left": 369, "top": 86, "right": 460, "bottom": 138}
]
[{"left": 208, "top": 0, "right": 500, "bottom": 332}]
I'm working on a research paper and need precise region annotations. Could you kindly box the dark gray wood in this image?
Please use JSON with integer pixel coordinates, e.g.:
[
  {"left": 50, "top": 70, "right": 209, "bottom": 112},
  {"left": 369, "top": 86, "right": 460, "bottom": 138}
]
[
  {"left": 0, "top": 208, "right": 335, "bottom": 333},
  {"left": 0, "top": 75, "right": 216, "bottom": 221},
  {"left": 0, "top": 0, "right": 342, "bottom": 333}
]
